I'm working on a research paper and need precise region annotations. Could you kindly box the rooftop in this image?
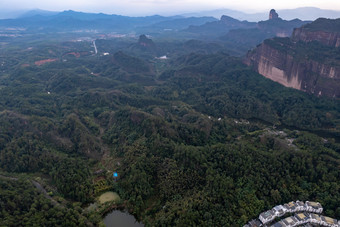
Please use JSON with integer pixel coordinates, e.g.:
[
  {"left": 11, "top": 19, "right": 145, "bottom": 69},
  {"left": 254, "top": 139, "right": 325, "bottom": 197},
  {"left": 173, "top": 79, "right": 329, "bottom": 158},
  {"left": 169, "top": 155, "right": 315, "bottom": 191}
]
[
  {"left": 282, "top": 216, "right": 298, "bottom": 226},
  {"left": 261, "top": 210, "right": 274, "bottom": 219},
  {"left": 271, "top": 222, "right": 284, "bottom": 227},
  {"left": 252, "top": 201, "right": 337, "bottom": 227},
  {"left": 322, "top": 216, "right": 337, "bottom": 224},
  {"left": 295, "top": 213, "right": 309, "bottom": 221},
  {"left": 310, "top": 213, "right": 321, "bottom": 221},
  {"left": 306, "top": 201, "right": 322, "bottom": 208},
  {"left": 248, "top": 219, "right": 262, "bottom": 227},
  {"left": 286, "top": 202, "right": 297, "bottom": 208},
  {"left": 296, "top": 201, "right": 304, "bottom": 206},
  {"left": 273, "top": 205, "right": 285, "bottom": 212}
]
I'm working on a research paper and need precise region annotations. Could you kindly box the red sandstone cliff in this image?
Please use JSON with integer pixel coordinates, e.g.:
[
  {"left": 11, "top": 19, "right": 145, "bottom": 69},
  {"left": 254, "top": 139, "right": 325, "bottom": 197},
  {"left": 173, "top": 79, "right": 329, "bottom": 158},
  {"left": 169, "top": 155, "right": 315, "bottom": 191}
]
[
  {"left": 292, "top": 29, "right": 340, "bottom": 47},
  {"left": 244, "top": 18, "right": 340, "bottom": 98},
  {"left": 292, "top": 18, "right": 340, "bottom": 47},
  {"left": 244, "top": 40, "right": 340, "bottom": 98}
]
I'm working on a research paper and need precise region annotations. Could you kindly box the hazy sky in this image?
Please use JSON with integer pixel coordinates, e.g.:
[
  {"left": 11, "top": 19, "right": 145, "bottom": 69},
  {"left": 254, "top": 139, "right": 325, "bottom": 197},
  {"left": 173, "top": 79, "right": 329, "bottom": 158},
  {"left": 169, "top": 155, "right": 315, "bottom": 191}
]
[{"left": 2, "top": 0, "right": 340, "bottom": 15}]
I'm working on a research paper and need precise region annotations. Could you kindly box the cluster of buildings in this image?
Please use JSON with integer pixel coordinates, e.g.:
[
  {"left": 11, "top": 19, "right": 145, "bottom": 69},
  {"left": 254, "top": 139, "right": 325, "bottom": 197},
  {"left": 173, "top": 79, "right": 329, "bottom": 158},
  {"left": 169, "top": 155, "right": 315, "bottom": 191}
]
[
  {"left": 271, "top": 213, "right": 339, "bottom": 227},
  {"left": 259, "top": 201, "right": 323, "bottom": 224},
  {"left": 244, "top": 201, "right": 340, "bottom": 227}
]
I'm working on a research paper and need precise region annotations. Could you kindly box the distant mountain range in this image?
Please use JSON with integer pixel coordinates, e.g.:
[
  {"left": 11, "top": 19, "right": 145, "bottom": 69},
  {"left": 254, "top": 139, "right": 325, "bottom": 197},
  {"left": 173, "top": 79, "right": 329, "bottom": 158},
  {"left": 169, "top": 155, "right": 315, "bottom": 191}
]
[
  {"left": 185, "top": 15, "right": 256, "bottom": 37},
  {"left": 182, "top": 7, "right": 340, "bottom": 21},
  {"left": 18, "top": 9, "right": 59, "bottom": 18},
  {"left": 220, "top": 17, "right": 309, "bottom": 55},
  {"left": 183, "top": 10, "right": 309, "bottom": 55},
  {"left": 0, "top": 10, "right": 216, "bottom": 33},
  {"left": 0, "top": 8, "right": 338, "bottom": 57},
  {"left": 1, "top": 7, "right": 339, "bottom": 21}
]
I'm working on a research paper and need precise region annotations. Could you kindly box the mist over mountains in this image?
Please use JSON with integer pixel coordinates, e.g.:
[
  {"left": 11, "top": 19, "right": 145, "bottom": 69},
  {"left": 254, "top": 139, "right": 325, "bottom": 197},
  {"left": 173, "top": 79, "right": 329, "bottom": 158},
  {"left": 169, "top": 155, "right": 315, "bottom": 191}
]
[
  {"left": 183, "top": 7, "right": 340, "bottom": 21},
  {"left": 1, "top": 6, "right": 340, "bottom": 21}
]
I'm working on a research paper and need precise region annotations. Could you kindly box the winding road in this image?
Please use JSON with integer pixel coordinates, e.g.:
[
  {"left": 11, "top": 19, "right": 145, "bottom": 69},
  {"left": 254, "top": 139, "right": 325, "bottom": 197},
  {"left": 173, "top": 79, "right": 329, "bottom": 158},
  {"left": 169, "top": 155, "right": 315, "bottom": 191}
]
[{"left": 93, "top": 40, "right": 98, "bottom": 54}]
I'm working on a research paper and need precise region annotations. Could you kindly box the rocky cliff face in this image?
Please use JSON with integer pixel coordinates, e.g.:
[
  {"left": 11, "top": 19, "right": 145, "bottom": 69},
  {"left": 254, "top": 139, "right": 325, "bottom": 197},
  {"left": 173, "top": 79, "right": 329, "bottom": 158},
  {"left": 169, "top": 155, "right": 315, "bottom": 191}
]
[
  {"left": 291, "top": 18, "right": 340, "bottom": 47},
  {"left": 292, "top": 28, "right": 340, "bottom": 47},
  {"left": 244, "top": 40, "right": 340, "bottom": 98}
]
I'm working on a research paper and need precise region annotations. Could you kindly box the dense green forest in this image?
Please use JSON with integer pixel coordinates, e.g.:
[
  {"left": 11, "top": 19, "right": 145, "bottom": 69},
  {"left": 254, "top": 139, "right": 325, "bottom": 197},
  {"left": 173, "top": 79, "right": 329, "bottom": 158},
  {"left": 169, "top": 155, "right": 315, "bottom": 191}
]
[{"left": 0, "top": 36, "right": 339, "bottom": 226}]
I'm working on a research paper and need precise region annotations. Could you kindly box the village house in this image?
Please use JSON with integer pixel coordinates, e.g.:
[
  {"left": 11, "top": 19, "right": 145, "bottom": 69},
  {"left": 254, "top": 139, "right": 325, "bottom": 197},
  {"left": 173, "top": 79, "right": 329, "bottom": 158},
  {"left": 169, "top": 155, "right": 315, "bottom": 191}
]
[
  {"left": 294, "top": 213, "right": 310, "bottom": 225},
  {"left": 295, "top": 201, "right": 305, "bottom": 212},
  {"left": 281, "top": 216, "right": 299, "bottom": 227},
  {"left": 320, "top": 216, "right": 339, "bottom": 227},
  {"left": 284, "top": 201, "right": 298, "bottom": 213},
  {"left": 273, "top": 205, "right": 287, "bottom": 217},
  {"left": 254, "top": 201, "right": 338, "bottom": 227},
  {"left": 259, "top": 210, "right": 275, "bottom": 224},
  {"left": 305, "top": 201, "right": 323, "bottom": 213},
  {"left": 309, "top": 213, "right": 322, "bottom": 225}
]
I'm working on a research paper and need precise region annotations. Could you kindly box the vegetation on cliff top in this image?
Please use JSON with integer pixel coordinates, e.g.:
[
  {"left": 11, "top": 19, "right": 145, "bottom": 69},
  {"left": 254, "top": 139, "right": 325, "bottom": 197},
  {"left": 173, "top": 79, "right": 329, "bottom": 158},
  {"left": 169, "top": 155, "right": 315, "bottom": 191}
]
[
  {"left": 299, "top": 18, "right": 340, "bottom": 32},
  {"left": 264, "top": 37, "right": 340, "bottom": 66}
]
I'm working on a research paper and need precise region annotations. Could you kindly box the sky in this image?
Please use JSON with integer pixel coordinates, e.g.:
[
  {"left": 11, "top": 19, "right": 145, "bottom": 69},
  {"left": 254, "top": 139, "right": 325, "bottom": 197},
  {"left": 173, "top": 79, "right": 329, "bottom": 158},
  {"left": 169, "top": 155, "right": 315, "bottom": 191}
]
[{"left": 2, "top": 0, "right": 340, "bottom": 16}]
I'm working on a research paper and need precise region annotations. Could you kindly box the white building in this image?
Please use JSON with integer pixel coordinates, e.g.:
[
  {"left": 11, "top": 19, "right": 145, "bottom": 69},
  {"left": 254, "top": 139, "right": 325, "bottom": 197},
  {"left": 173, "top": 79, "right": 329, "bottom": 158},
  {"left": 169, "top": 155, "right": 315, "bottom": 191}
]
[
  {"left": 281, "top": 216, "right": 299, "bottom": 227},
  {"left": 272, "top": 205, "right": 287, "bottom": 217},
  {"left": 309, "top": 213, "right": 322, "bottom": 225},
  {"left": 284, "top": 201, "right": 298, "bottom": 213},
  {"left": 259, "top": 210, "right": 275, "bottom": 224},
  {"left": 294, "top": 213, "right": 310, "bottom": 225},
  {"left": 320, "top": 216, "right": 339, "bottom": 227},
  {"left": 295, "top": 201, "right": 305, "bottom": 212},
  {"left": 305, "top": 201, "right": 323, "bottom": 213}
]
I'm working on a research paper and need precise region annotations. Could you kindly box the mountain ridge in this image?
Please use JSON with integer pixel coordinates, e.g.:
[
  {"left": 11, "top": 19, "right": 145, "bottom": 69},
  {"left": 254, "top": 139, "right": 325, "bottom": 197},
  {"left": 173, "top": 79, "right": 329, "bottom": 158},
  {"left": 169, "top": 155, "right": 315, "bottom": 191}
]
[
  {"left": 244, "top": 18, "right": 340, "bottom": 98},
  {"left": 180, "top": 7, "right": 340, "bottom": 21}
]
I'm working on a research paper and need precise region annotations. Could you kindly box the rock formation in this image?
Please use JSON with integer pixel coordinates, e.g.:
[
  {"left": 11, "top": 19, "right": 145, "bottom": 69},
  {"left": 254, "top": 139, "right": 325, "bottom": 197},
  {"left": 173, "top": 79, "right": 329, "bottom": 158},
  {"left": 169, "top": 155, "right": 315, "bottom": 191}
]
[
  {"left": 244, "top": 19, "right": 340, "bottom": 98},
  {"left": 269, "top": 9, "right": 279, "bottom": 20},
  {"left": 245, "top": 40, "right": 340, "bottom": 97},
  {"left": 138, "top": 34, "right": 156, "bottom": 48},
  {"left": 291, "top": 18, "right": 340, "bottom": 47}
]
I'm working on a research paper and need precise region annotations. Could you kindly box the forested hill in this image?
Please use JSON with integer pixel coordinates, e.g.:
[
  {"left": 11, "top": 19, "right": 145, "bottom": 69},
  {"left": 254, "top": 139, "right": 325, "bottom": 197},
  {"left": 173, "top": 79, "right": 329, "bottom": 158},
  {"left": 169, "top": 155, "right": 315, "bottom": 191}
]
[
  {"left": 0, "top": 38, "right": 339, "bottom": 226},
  {"left": 0, "top": 10, "right": 216, "bottom": 33}
]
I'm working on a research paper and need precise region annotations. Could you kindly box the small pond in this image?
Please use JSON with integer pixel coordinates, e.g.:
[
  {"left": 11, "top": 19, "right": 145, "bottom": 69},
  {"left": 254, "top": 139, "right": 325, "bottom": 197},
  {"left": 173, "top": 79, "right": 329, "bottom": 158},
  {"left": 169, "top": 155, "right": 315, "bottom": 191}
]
[{"left": 104, "top": 210, "right": 144, "bottom": 227}]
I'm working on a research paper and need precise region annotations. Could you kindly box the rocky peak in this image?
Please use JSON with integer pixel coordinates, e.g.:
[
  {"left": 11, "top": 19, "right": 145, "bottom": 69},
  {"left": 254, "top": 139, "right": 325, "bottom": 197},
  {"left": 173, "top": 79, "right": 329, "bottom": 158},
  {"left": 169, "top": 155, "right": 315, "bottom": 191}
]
[
  {"left": 269, "top": 9, "right": 279, "bottom": 20},
  {"left": 220, "top": 15, "right": 239, "bottom": 23},
  {"left": 138, "top": 34, "right": 155, "bottom": 48}
]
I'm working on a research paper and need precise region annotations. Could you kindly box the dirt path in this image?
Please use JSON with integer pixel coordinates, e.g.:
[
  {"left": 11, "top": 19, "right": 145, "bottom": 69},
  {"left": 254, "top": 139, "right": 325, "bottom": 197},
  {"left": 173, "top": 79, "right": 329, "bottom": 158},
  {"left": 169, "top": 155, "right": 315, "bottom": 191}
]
[{"left": 0, "top": 174, "right": 18, "bottom": 181}]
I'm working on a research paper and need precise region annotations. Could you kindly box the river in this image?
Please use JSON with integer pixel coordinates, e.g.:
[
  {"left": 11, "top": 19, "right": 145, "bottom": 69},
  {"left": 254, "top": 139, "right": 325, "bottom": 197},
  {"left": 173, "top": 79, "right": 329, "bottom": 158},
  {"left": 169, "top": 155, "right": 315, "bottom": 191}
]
[{"left": 104, "top": 210, "right": 144, "bottom": 227}]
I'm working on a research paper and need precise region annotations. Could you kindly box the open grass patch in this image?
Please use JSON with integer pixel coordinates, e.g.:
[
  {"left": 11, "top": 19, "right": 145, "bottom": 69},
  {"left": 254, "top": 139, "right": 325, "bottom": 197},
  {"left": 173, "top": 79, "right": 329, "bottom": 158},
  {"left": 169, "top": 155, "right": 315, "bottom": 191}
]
[{"left": 99, "top": 191, "right": 120, "bottom": 204}]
